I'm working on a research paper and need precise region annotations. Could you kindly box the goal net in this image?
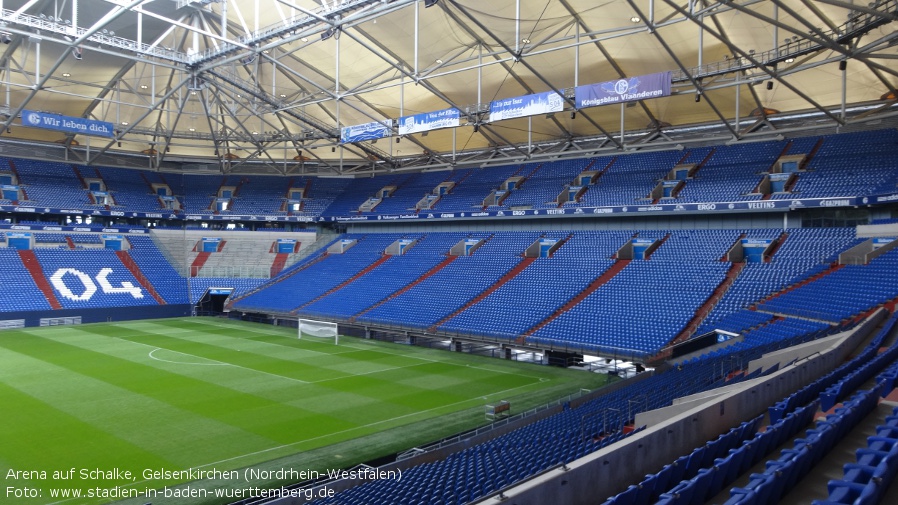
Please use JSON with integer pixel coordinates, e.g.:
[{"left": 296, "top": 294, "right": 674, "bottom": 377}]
[{"left": 297, "top": 318, "right": 339, "bottom": 344}]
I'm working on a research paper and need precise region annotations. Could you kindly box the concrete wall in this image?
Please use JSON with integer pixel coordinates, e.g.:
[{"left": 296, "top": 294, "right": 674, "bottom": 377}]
[
  {"left": 471, "top": 311, "right": 884, "bottom": 505},
  {"left": 857, "top": 223, "right": 898, "bottom": 238},
  {"left": 748, "top": 309, "right": 885, "bottom": 375},
  {"left": 0, "top": 304, "right": 192, "bottom": 327}
]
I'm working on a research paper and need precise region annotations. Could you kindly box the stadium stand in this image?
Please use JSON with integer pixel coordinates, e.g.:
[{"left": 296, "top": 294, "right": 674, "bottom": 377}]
[
  {"left": 0, "top": 130, "right": 897, "bottom": 220},
  {"left": 0, "top": 248, "right": 53, "bottom": 311},
  {"left": 2, "top": 128, "right": 898, "bottom": 505}
]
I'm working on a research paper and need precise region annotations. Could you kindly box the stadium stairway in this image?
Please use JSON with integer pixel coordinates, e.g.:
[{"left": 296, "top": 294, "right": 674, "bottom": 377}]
[
  {"left": 763, "top": 232, "right": 789, "bottom": 262},
  {"left": 17, "top": 250, "right": 62, "bottom": 309},
  {"left": 758, "top": 142, "right": 795, "bottom": 201},
  {"left": 188, "top": 240, "right": 225, "bottom": 277},
  {"left": 114, "top": 251, "right": 167, "bottom": 304},
  {"left": 291, "top": 255, "right": 393, "bottom": 314},
  {"left": 71, "top": 164, "right": 89, "bottom": 189},
  {"left": 427, "top": 256, "right": 537, "bottom": 331},
  {"left": 189, "top": 252, "right": 211, "bottom": 277},
  {"left": 270, "top": 253, "right": 289, "bottom": 277},
  {"left": 563, "top": 157, "right": 613, "bottom": 207},
  {"left": 7, "top": 159, "right": 26, "bottom": 203},
  {"left": 351, "top": 255, "right": 458, "bottom": 322},
  {"left": 518, "top": 258, "right": 632, "bottom": 343},
  {"left": 669, "top": 262, "right": 748, "bottom": 346}
]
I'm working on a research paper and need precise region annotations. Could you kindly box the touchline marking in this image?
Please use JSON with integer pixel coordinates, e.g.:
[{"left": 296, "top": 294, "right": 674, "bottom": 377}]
[
  {"left": 147, "top": 348, "right": 229, "bottom": 366},
  {"left": 185, "top": 380, "right": 542, "bottom": 472}
]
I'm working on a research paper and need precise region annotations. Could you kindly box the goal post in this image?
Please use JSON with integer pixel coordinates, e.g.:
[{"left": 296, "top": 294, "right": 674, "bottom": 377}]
[{"left": 297, "top": 318, "right": 339, "bottom": 345}]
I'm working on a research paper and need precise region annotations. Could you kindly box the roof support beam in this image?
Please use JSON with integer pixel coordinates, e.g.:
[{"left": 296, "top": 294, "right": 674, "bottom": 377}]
[
  {"left": 661, "top": 0, "right": 847, "bottom": 130},
  {"left": 447, "top": 0, "right": 623, "bottom": 149},
  {"left": 627, "top": 0, "right": 739, "bottom": 138}
]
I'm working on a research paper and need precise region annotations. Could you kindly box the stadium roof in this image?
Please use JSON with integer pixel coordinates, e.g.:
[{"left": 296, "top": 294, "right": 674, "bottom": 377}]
[{"left": 0, "top": 0, "right": 896, "bottom": 175}]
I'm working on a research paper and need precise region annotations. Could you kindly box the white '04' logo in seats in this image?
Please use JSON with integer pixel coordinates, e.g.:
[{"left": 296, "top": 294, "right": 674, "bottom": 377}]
[{"left": 49, "top": 268, "right": 144, "bottom": 301}]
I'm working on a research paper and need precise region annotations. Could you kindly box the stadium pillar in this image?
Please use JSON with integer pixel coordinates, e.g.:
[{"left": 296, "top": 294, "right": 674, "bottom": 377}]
[
  {"left": 504, "top": 347, "right": 512, "bottom": 360},
  {"left": 454, "top": 340, "right": 462, "bottom": 352}
]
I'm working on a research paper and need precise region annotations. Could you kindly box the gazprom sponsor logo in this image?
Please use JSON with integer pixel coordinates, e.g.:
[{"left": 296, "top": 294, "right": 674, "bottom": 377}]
[
  {"left": 820, "top": 199, "right": 850, "bottom": 207},
  {"left": 14, "top": 207, "right": 36, "bottom": 212},
  {"left": 440, "top": 213, "right": 456, "bottom": 218},
  {"left": 593, "top": 208, "right": 613, "bottom": 214},
  {"left": 10, "top": 225, "right": 31, "bottom": 230},
  {"left": 41, "top": 226, "right": 63, "bottom": 231}
]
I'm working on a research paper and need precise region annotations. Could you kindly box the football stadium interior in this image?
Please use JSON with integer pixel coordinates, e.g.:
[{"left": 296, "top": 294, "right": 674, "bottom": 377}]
[{"left": 2, "top": 1, "right": 898, "bottom": 504}]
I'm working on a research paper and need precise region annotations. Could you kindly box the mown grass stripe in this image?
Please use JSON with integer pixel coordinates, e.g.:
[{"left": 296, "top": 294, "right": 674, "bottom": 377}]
[
  {"left": 1, "top": 319, "right": 611, "bottom": 505},
  {"left": 0, "top": 380, "right": 176, "bottom": 504},
  {"left": 0, "top": 330, "right": 357, "bottom": 446}
]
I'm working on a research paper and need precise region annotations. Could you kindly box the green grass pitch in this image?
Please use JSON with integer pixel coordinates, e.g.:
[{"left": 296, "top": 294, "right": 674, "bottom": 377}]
[{"left": 0, "top": 318, "right": 613, "bottom": 505}]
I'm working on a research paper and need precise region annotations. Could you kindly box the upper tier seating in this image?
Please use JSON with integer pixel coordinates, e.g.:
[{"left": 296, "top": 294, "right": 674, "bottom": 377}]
[{"left": 1, "top": 129, "right": 897, "bottom": 219}]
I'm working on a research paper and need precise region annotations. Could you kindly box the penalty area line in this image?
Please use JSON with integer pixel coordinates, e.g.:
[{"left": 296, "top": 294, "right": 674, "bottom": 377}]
[
  {"left": 147, "top": 348, "right": 229, "bottom": 366},
  {"left": 115, "top": 337, "right": 311, "bottom": 385}
]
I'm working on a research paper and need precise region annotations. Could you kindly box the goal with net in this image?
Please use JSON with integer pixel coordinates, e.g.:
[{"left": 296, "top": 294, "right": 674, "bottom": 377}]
[{"left": 297, "top": 318, "right": 339, "bottom": 345}]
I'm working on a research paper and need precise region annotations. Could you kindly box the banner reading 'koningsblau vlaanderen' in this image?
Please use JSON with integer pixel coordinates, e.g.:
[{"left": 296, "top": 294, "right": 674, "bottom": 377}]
[
  {"left": 22, "top": 110, "right": 115, "bottom": 138},
  {"left": 398, "top": 108, "right": 460, "bottom": 135},
  {"left": 575, "top": 71, "right": 672, "bottom": 109},
  {"left": 489, "top": 90, "right": 564, "bottom": 122},
  {"left": 340, "top": 120, "right": 392, "bottom": 144}
]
